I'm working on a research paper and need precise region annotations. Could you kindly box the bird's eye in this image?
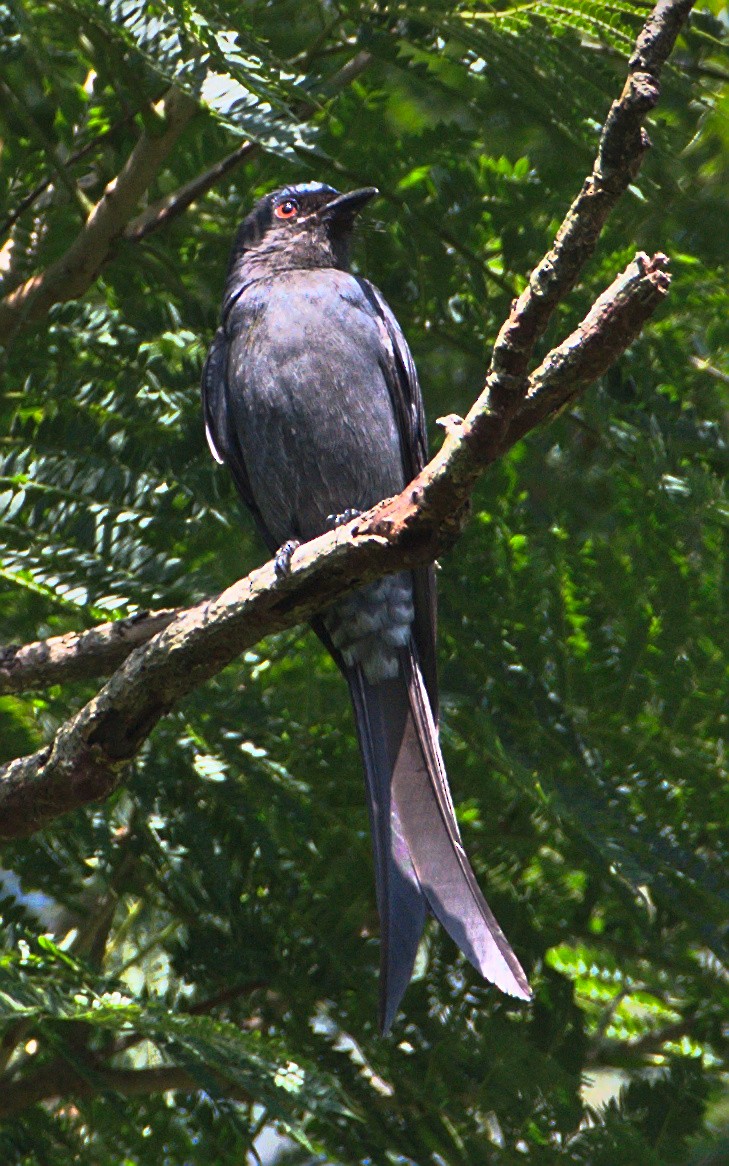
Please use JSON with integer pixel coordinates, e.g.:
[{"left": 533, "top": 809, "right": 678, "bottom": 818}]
[{"left": 274, "top": 198, "right": 299, "bottom": 220}]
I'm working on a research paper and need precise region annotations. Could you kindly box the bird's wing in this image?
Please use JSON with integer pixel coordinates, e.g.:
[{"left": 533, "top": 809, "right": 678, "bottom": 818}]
[
  {"left": 355, "top": 278, "right": 438, "bottom": 716},
  {"left": 354, "top": 278, "right": 427, "bottom": 479},
  {"left": 201, "top": 326, "right": 229, "bottom": 467},
  {"left": 201, "top": 325, "right": 279, "bottom": 555}
]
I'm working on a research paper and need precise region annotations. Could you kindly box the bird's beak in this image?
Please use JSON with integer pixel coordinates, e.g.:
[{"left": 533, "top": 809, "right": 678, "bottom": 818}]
[{"left": 319, "top": 187, "right": 379, "bottom": 221}]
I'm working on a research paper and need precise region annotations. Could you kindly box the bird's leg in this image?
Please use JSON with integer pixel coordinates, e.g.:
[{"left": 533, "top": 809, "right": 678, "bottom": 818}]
[
  {"left": 274, "top": 511, "right": 360, "bottom": 579},
  {"left": 325, "top": 508, "right": 362, "bottom": 530},
  {"left": 274, "top": 539, "right": 301, "bottom": 578}
]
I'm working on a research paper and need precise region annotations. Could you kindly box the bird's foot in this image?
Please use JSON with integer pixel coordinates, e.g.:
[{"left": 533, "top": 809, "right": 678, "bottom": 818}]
[
  {"left": 325, "top": 508, "right": 362, "bottom": 530},
  {"left": 274, "top": 539, "right": 301, "bottom": 578}
]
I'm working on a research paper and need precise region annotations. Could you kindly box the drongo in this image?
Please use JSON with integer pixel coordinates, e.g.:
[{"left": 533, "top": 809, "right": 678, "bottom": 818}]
[{"left": 202, "top": 181, "right": 530, "bottom": 1031}]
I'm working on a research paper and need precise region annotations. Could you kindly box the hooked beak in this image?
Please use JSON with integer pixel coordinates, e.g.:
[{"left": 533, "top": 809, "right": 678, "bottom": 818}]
[{"left": 319, "top": 186, "right": 379, "bottom": 221}]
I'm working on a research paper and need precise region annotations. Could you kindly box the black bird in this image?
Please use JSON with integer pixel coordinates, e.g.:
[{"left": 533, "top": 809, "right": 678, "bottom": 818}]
[{"left": 202, "top": 181, "right": 531, "bottom": 1031}]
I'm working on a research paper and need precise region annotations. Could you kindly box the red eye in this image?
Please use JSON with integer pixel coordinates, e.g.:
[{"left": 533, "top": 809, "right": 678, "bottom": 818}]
[{"left": 274, "top": 198, "right": 299, "bottom": 220}]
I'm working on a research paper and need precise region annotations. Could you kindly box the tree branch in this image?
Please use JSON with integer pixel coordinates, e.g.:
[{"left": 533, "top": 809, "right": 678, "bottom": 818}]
[
  {"left": 0, "top": 609, "right": 179, "bottom": 696},
  {"left": 505, "top": 252, "right": 670, "bottom": 446},
  {"left": 486, "top": 0, "right": 693, "bottom": 393},
  {"left": 0, "top": 88, "right": 198, "bottom": 346},
  {"left": 0, "top": 101, "right": 162, "bottom": 239},
  {"left": 0, "top": 983, "right": 268, "bottom": 1118},
  {"left": 0, "top": 0, "right": 692, "bottom": 839},
  {"left": 586, "top": 1015, "right": 699, "bottom": 1067},
  {"left": 0, "top": 1054, "right": 250, "bottom": 1119}
]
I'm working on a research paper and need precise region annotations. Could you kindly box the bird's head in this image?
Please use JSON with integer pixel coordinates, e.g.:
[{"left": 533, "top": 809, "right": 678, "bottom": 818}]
[{"left": 226, "top": 181, "right": 378, "bottom": 288}]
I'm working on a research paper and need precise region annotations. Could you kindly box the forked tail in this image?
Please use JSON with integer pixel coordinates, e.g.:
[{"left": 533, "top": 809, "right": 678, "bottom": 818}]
[{"left": 348, "top": 648, "right": 531, "bottom": 1033}]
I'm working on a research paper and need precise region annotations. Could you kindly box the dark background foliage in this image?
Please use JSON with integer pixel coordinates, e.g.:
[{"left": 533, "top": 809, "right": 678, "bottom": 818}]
[{"left": 0, "top": 1, "right": 728, "bottom": 1162}]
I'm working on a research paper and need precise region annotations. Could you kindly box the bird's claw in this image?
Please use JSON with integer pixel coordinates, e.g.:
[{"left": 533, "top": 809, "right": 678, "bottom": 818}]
[
  {"left": 274, "top": 539, "right": 300, "bottom": 578},
  {"left": 325, "top": 508, "right": 362, "bottom": 530}
]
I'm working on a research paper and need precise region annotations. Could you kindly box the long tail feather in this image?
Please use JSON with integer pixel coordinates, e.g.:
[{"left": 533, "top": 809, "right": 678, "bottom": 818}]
[
  {"left": 348, "top": 647, "right": 531, "bottom": 1033},
  {"left": 348, "top": 668, "right": 427, "bottom": 1033},
  {"left": 399, "top": 651, "right": 531, "bottom": 1000}
]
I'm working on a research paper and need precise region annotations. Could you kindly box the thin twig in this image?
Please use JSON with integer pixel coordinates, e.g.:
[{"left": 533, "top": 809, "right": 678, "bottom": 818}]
[
  {"left": 123, "top": 50, "right": 373, "bottom": 245},
  {"left": 124, "top": 141, "right": 258, "bottom": 243}
]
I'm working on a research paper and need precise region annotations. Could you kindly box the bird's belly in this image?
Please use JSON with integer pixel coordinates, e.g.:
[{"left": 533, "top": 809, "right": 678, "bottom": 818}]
[{"left": 233, "top": 333, "right": 405, "bottom": 546}]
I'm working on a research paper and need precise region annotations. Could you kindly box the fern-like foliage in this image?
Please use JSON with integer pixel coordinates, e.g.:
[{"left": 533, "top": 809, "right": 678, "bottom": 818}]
[{"left": 0, "top": 0, "right": 728, "bottom": 1162}]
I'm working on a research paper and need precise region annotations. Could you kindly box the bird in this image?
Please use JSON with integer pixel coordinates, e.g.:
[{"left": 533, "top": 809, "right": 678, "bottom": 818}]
[{"left": 202, "top": 180, "right": 531, "bottom": 1032}]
